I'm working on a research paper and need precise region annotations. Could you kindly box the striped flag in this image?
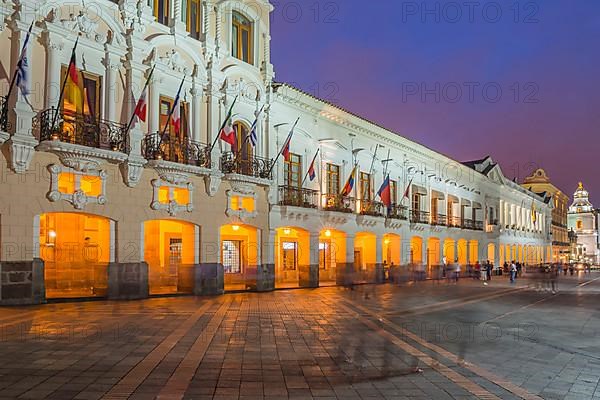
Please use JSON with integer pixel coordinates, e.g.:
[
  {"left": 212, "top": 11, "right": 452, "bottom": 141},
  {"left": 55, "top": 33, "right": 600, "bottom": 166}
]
[
  {"left": 15, "top": 23, "right": 33, "bottom": 99},
  {"left": 247, "top": 105, "right": 264, "bottom": 148},
  {"left": 341, "top": 164, "right": 357, "bottom": 197},
  {"left": 378, "top": 174, "right": 391, "bottom": 208},
  {"left": 280, "top": 118, "right": 299, "bottom": 162},
  {"left": 403, "top": 178, "right": 414, "bottom": 199}
]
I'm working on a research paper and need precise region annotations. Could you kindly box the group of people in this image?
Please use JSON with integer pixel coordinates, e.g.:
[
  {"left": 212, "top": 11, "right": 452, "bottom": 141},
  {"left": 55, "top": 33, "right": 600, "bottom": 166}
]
[{"left": 472, "top": 260, "right": 494, "bottom": 281}]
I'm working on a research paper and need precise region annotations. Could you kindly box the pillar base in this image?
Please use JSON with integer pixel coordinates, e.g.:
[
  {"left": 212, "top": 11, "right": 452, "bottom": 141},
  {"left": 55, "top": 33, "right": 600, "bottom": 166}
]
[
  {"left": 194, "top": 263, "right": 224, "bottom": 296},
  {"left": 257, "top": 264, "right": 274, "bottom": 292},
  {"left": 0, "top": 259, "right": 45, "bottom": 305},
  {"left": 107, "top": 262, "right": 149, "bottom": 300},
  {"left": 299, "top": 264, "right": 319, "bottom": 288}
]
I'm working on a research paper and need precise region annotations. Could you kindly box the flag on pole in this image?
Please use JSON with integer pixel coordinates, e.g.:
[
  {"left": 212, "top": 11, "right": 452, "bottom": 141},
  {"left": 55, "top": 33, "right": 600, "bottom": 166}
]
[
  {"left": 64, "top": 47, "right": 83, "bottom": 113},
  {"left": 378, "top": 174, "right": 392, "bottom": 208},
  {"left": 219, "top": 97, "right": 237, "bottom": 151},
  {"left": 15, "top": 23, "right": 33, "bottom": 99},
  {"left": 341, "top": 165, "right": 357, "bottom": 197},
  {"left": 308, "top": 155, "right": 317, "bottom": 181},
  {"left": 171, "top": 92, "right": 181, "bottom": 135},
  {"left": 248, "top": 119, "right": 258, "bottom": 147},
  {"left": 280, "top": 118, "right": 299, "bottom": 162},
  {"left": 403, "top": 178, "right": 414, "bottom": 199},
  {"left": 134, "top": 85, "right": 149, "bottom": 122}
]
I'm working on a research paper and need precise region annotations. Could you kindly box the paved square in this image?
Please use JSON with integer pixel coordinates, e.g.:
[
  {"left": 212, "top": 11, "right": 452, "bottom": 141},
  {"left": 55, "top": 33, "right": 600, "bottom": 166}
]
[{"left": 1, "top": 273, "right": 599, "bottom": 399}]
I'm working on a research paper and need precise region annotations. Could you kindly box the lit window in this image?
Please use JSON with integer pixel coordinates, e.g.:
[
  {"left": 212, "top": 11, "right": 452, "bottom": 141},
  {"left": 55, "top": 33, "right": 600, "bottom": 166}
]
[
  {"left": 230, "top": 195, "right": 255, "bottom": 212},
  {"left": 360, "top": 172, "right": 372, "bottom": 201},
  {"left": 153, "top": 0, "right": 170, "bottom": 25},
  {"left": 223, "top": 240, "right": 242, "bottom": 274},
  {"left": 183, "top": 0, "right": 201, "bottom": 39},
  {"left": 326, "top": 164, "right": 340, "bottom": 195},
  {"left": 284, "top": 153, "right": 302, "bottom": 188},
  {"left": 232, "top": 11, "right": 253, "bottom": 64},
  {"left": 282, "top": 242, "right": 297, "bottom": 271}
]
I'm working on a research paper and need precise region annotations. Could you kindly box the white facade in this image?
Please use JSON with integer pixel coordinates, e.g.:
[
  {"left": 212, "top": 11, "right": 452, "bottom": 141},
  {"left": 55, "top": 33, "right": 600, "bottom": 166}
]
[{"left": 0, "top": 0, "right": 553, "bottom": 302}]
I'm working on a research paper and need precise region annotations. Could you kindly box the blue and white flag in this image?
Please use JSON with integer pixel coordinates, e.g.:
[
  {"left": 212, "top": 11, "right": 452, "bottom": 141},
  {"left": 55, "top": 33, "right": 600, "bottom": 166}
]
[
  {"left": 15, "top": 24, "right": 33, "bottom": 99},
  {"left": 247, "top": 105, "right": 264, "bottom": 148}
]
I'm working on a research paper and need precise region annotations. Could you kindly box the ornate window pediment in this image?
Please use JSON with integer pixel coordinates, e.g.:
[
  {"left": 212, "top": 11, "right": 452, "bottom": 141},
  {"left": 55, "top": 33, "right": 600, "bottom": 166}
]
[
  {"left": 47, "top": 164, "right": 107, "bottom": 209},
  {"left": 225, "top": 182, "right": 258, "bottom": 220},
  {"left": 151, "top": 178, "right": 193, "bottom": 216}
]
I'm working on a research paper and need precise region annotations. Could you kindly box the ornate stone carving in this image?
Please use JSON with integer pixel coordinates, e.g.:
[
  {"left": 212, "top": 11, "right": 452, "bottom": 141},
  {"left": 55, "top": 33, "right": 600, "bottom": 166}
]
[
  {"left": 159, "top": 49, "right": 189, "bottom": 74},
  {"left": 46, "top": 164, "right": 108, "bottom": 210},
  {"left": 150, "top": 178, "right": 194, "bottom": 216},
  {"left": 60, "top": 11, "right": 105, "bottom": 43},
  {"left": 8, "top": 135, "right": 37, "bottom": 173},
  {"left": 37, "top": 141, "right": 128, "bottom": 172},
  {"left": 204, "top": 173, "right": 222, "bottom": 196},
  {"left": 225, "top": 189, "right": 258, "bottom": 221},
  {"left": 120, "top": 157, "right": 147, "bottom": 187}
]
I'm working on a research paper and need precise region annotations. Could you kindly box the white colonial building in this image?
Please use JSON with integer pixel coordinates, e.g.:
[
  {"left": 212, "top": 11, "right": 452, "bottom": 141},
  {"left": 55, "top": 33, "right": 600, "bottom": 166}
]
[
  {"left": 567, "top": 183, "right": 599, "bottom": 264},
  {"left": 0, "top": 0, "right": 552, "bottom": 304}
]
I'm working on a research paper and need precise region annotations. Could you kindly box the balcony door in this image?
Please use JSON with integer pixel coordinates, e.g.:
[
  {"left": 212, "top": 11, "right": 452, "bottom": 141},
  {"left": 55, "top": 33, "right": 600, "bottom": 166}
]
[
  {"left": 158, "top": 96, "right": 189, "bottom": 163},
  {"left": 284, "top": 153, "right": 302, "bottom": 188}
]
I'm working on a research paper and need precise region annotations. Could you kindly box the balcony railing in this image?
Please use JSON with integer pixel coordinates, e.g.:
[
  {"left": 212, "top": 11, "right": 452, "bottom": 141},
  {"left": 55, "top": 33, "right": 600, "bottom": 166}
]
[
  {"left": 278, "top": 186, "right": 319, "bottom": 209},
  {"left": 448, "top": 216, "right": 462, "bottom": 228},
  {"left": 323, "top": 194, "right": 356, "bottom": 213},
  {"left": 474, "top": 220, "right": 484, "bottom": 231},
  {"left": 220, "top": 151, "right": 273, "bottom": 179},
  {"left": 462, "top": 219, "right": 474, "bottom": 230},
  {"left": 410, "top": 210, "right": 430, "bottom": 224},
  {"left": 37, "top": 108, "right": 127, "bottom": 152},
  {"left": 431, "top": 214, "right": 447, "bottom": 226},
  {"left": 142, "top": 132, "right": 211, "bottom": 168},
  {"left": 0, "top": 95, "right": 8, "bottom": 132},
  {"left": 387, "top": 204, "right": 408, "bottom": 220},
  {"left": 360, "top": 199, "right": 385, "bottom": 217}
]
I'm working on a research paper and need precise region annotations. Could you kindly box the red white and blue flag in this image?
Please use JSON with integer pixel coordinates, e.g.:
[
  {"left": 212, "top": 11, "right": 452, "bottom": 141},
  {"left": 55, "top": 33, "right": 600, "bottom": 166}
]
[
  {"left": 341, "top": 165, "right": 357, "bottom": 197},
  {"left": 15, "top": 23, "right": 33, "bottom": 100},
  {"left": 308, "top": 155, "right": 317, "bottom": 181},
  {"left": 378, "top": 174, "right": 392, "bottom": 208},
  {"left": 280, "top": 118, "right": 299, "bottom": 162},
  {"left": 171, "top": 92, "right": 181, "bottom": 135},
  {"left": 403, "top": 178, "right": 414, "bottom": 200}
]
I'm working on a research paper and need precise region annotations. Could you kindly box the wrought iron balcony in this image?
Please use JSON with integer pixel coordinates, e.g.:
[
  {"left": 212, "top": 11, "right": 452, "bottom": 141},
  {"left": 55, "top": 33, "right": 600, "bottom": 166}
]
[
  {"left": 474, "top": 220, "right": 484, "bottom": 231},
  {"left": 360, "top": 199, "right": 385, "bottom": 217},
  {"left": 387, "top": 204, "right": 408, "bottom": 220},
  {"left": 323, "top": 194, "right": 356, "bottom": 214},
  {"left": 410, "top": 210, "right": 430, "bottom": 224},
  {"left": 448, "top": 216, "right": 462, "bottom": 228},
  {"left": 462, "top": 219, "right": 474, "bottom": 230},
  {"left": 220, "top": 151, "right": 273, "bottom": 179},
  {"left": 278, "top": 186, "right": 319, "bottom": 209},
  {"left": 142, "top": 132, "right": 211, "bottom": 168},
  {"left": 431, "top": 214, "right": 447, "bottom": 226},
  {"left": 0, "top": 95, "right": 8, "bottom": 132},
  {"left": 37, "top": 108, "right": 127, "bottom": 152}
]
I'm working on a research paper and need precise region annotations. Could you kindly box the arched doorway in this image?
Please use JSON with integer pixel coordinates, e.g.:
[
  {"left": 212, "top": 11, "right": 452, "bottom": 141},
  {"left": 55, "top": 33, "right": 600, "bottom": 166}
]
[
  {"left": 221, "top": 223, "right": 259, "bottom": 291},
  {"left": 457, "top": 239, "right": 468, "bottom": 267},
  {"left": 319, "top": 229, "right": 345, "bottom": 286},
  {"left": 355, "top": 232, "right": 377, "bottom": 283},
  {"left": 38, "top": 213, "right": 112, "bottom": 299},
  {"left": 275, "top": 227, "right": 309, "bottom": 289},
  {"left": 487, "top": 243, "right": 496, "bottom": 264},
  {"left": 410, "top": 236, "right": 423, "bottom": 264},
  {"left": 443, "top": 239, "right": 456, "bottom": 264},
  {"left": 144, "top": 220, "right": 198, "bottom": 295}
]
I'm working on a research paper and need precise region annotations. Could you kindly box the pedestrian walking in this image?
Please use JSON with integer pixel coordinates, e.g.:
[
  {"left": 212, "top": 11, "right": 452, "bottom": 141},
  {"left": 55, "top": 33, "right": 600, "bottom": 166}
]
[
  {"left": 454, "top": 260, "right": 461, "bottom": 283},
  {"left": 487, "top": 261, "right": 493, "bottom": 282},
  {"left": 550, "top": 264, "right": 559, "bottom": 294},
  {"left": 510, "top": 261, "right": 517, "bottom": 284}
]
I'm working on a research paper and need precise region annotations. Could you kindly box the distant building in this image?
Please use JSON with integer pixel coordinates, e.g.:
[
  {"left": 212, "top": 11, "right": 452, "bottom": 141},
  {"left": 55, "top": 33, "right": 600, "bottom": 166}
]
[
  {"left": 567, "top": 183, "right": 600, "bottom": 264},
  {"left": 522, "top": 169, "right": 569, "bottom": 262}
]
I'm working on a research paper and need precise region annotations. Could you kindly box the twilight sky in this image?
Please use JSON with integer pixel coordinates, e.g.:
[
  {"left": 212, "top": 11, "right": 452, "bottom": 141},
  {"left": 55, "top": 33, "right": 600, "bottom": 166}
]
[{"left": 269, "top": 0, "right": 600, "bottom": 203}]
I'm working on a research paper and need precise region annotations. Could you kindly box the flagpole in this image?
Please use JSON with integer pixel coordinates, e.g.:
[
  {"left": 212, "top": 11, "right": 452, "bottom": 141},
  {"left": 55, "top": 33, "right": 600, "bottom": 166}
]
[
  {"left": 159, "top": 75, "right": 185, "bottom": 138},
  {"left": 5, "top": 22, "right": 33, "bottom": 105},
  {"left": 266, "top": 117, "right": 299, "bottom": 177},
  {"left": 234, "top": 103, "right": 264, "bottom": 162},
  {"left": 51, "top": 37, "right": 79, "bottom": 131},
  {"left": 210, "top": 95, "right": 238, "bottom": 152},
  {"left": 363, "top": 144, "right": 380, "bottom": 201},
  {"left": 301, "top": 148, "right": 319, "bottom": 188},
  {"left": 123, "top": 65, "right": 155, "bottom": 137}
]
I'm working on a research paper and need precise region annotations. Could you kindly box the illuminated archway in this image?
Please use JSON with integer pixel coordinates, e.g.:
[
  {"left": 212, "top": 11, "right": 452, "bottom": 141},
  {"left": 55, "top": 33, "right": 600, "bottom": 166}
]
[
  {"left": 144, "top": 220, "right": 198, "bottom": 295},
  {"left": 410, "top": 236, "right": 423, "bottom": 264},
  {"left": 427, "top": 237, "right": 441, "bottom": 267},
  {"left": 38, "top": 213, "right": 112, "bottom": 299},
  {"left": 457, "top": 239, "right": 468, "bottom": 266},
  {"left": 487, "top": 243, "right": 496, "bottom": 264},
  {"left": 319, "top": 229, "right": 345, "bottom": 286},
  {"left": 383, "top": 234, "right": 401, "bottom": 266},
  {"left": 443, "top": 239, "right": 456, "bottom": 264},
  {"left": 469, "top": 240, "right": 479, "bottom": 264},
  {"left": 355, "top": 232, "right": 377, "bottom": 283},
  {"left": 221, "top": 223, "right": 259, "bottom": 291},
  {"left": 275, "top": 227, "right": 310, "bottom": 289}
]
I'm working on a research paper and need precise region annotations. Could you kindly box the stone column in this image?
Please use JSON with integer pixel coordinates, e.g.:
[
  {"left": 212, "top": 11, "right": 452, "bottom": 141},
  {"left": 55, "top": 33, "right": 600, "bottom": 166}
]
[
  {"left": 257, "top": 229, "right": 275, "bottom": 292},
  {"left": 375, "top": 234, "right": 384, "bottom": 283},
  {"left": 337, "top": 234, "right": 355, "bottom": 286},
  {"left": 303, "top": 232, "right": 320, "bottom": 288},
  {"left": 148, "top": 74, "right": 161, "bottom": 135},
  {"left": 190, "top": 84, "right": 202, "bottom": 143}
]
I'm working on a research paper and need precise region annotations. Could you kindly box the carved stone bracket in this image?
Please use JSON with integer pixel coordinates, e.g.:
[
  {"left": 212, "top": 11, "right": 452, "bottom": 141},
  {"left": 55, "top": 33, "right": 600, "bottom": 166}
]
[
  {"left": 120, "top": 155, "right": 147, "bottom": 187},
  {"left": 320, "top": 213, "right": 349, "bottom": 226},
  {"left": 146, "top": 159, "right": 209, "bottom": 185},
  {"left": 384, "top": 218, "right": 404, "bottom": 230},
  {"left": 8, "top": 135, "right": 37, "bottom": 173},
  {"left": 356, "top": 215, "right": 380, "bottom": 228},
  {"left": 204, "top": 172, "right": 223, "bottom": 196}
]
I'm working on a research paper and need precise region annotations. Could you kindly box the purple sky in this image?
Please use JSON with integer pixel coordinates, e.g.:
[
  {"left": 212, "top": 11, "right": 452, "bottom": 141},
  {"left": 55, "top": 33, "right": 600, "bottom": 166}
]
[{"left": 269, "top": 0, "right": 600, "bottom": 203}]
